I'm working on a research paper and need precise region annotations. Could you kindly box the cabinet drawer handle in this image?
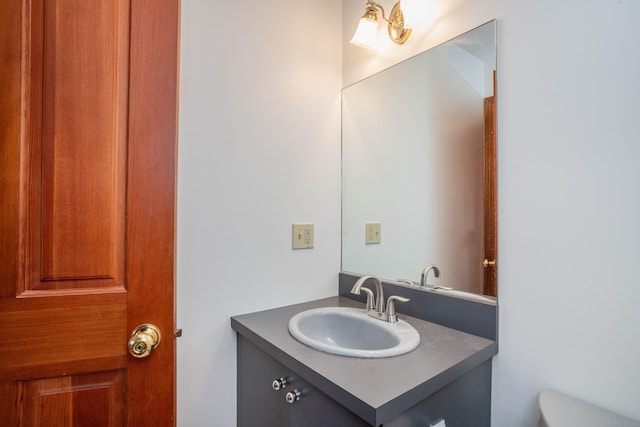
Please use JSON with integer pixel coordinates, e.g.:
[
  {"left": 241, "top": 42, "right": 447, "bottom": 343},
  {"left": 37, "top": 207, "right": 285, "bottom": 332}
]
[
  {"left": 285, "top": 389, "right": 301, "bottom": 404},
  {"left": 272, "top": 377, "right": 287, "bottom": 391}
]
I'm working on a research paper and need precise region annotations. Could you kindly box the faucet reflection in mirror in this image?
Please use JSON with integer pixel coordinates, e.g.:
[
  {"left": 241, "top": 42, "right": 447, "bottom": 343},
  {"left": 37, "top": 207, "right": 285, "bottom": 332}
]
[
  {"left": 351, "top": 0, "right": 433, "bottom": 49},
  {"left": 420, "top": 264, "right": 440, "bottom": 287}
]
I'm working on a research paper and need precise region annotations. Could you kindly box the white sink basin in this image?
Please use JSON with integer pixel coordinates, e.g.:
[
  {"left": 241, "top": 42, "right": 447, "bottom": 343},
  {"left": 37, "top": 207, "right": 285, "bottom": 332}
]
[{"left": 288, "top": 307, "right": 420, "bottom": 358}]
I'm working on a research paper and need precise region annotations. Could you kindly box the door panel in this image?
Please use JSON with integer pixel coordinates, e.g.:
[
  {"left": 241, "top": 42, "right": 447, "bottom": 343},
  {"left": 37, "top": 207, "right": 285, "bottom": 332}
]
[
  {"left": 26, "top": 0, "right": 128, "bottom": 291},
  {"left": 0, "top": 0, "right": 179, "bottom": 424},
  {"left": 0, "top": 293, "right": 126, "bottom": 381},
  {"left": 38, "top": 0, "right": 129, "bottom": 288},
  {"left": 21, "top": 371, "right": 126, "bottom": 426}
]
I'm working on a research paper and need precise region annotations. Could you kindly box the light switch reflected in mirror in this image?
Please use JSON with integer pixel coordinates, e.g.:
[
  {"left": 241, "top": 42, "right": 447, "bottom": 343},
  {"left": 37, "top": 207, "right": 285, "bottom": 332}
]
[{"left": 341, "top": 21, "right": 497, "bottom": 298}]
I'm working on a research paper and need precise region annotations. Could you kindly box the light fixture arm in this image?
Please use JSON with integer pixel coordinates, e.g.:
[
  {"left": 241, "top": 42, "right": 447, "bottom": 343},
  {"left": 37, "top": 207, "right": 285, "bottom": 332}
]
[
  {"left": 366, "top": 0, "right": 389, "bottom": 23},
  {"left": 369, "top": 0, "right": 412, "bottom": 45}
]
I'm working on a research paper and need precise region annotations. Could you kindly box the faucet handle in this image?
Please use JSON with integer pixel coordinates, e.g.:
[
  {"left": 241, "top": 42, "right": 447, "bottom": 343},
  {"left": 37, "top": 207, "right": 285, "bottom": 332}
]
[
  {"left": 358, "top": 287, "right": 376, "bottom": 310},
  {"left": 350, "top": 276, "right": 378, "bottom": 311},
  {"left": 385, "top": 295, "right": 410, "bottom": 323}
]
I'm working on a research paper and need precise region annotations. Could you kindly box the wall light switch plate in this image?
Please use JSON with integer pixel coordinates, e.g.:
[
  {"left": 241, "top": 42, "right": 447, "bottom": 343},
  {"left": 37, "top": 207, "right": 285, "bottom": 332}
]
[
  {"left": 292, "top": 223, "right": 314, "bottom": 249},
  {"left": 365, "top": 222, "right": 381, "bottom": 244}
]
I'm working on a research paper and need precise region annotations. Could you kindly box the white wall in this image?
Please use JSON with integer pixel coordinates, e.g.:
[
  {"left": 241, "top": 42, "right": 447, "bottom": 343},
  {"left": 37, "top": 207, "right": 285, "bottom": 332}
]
[
  {"left": 177, "top": 1, "right": 342, "bottom": 425},
  {"left": 344, "top": 0, "right": 640, "bottom": 426}
]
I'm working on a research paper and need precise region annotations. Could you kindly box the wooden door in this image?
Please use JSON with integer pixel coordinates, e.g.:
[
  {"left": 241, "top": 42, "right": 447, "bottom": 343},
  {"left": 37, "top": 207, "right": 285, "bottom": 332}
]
[
  {"left": 0, "top": 0, "right": 179, "bottom": 424},
  {"left": 483, "top": 89, "right": 497, "bottom": 297}
]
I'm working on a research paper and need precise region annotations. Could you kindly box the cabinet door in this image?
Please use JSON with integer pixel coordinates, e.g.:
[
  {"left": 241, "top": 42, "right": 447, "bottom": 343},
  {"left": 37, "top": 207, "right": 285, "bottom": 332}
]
[
  {"left": 290, "top": 380, "right": 370, "bottom": 427},
  {"left": 383, "top": 359, "right": 492, "bottom": 427},
  {"left": 237, "top": 336, "right": 370, "bottom": 427},
  {"left": 237, "top": 336, "right": 290, "bottom": 426}
]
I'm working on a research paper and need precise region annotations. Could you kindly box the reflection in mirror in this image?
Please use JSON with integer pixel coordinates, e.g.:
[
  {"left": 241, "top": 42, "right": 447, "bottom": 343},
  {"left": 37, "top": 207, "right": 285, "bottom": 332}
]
[{"left": 341, "top": 21, "right": 497, "bottom": 298}]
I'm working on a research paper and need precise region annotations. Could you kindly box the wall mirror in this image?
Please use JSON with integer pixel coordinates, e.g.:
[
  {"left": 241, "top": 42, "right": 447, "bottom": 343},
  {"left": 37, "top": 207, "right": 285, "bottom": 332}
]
[{"left": 341, "top": 21, "right": 497, "bottom": 297}]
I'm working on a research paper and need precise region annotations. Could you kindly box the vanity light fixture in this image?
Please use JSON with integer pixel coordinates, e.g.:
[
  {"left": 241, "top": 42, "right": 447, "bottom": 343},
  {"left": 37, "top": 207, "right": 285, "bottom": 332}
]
[{"left": 350, "top": 0, "right": 412, "bottom": 49}]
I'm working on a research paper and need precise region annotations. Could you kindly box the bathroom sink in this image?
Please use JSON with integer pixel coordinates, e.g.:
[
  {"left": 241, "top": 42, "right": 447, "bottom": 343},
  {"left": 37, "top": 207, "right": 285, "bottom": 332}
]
[{"left": 288, "top": 307, "right": 420, "bottom": 358}]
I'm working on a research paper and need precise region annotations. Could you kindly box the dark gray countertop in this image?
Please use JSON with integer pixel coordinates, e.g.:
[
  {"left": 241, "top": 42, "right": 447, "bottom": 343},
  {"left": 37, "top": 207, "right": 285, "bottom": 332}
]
[{"left": 231, "top": 296, "right": 497, "bottom": 425}]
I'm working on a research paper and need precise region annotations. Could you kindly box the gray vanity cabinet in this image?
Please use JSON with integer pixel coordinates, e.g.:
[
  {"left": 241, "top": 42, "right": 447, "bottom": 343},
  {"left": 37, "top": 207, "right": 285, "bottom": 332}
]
[
  {"left": 237, "top": 336, "right": 369, "bottom": 427},
  {"left": 233, "top": 294, "right": 497, "bottom": 426},
  {"left": 237, "top": 334, "right": 492, "bottom": 427}
]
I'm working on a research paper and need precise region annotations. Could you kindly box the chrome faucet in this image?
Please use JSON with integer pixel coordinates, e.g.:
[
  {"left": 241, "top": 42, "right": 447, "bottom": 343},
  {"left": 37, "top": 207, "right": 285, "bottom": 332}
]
[
  {"left": 420, "top": 264, "right": 440, "bottom": 287},
  {"left": 350, "top": 275, "right": 409, "bottom": 323},
  {"left": 352, "top": 275, "right": 385, "bottom": 312}
]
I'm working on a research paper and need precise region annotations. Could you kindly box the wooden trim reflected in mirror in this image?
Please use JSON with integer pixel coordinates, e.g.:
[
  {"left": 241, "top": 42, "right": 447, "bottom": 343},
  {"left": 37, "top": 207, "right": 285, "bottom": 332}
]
[{"left": 483, "top": 70, "right": 497, "bottom": 297}]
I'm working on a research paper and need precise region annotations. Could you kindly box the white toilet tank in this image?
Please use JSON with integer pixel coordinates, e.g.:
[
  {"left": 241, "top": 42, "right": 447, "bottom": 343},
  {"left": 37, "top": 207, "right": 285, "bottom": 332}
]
[{"left": 538, "top": 389, "right": 639, "bottom": 427}]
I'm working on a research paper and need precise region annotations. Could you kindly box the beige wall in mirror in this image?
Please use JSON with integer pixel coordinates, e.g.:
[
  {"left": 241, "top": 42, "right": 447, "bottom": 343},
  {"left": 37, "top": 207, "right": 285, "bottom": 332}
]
[{"left": 342, "top": 21, "right": 497, "bottom": 297}]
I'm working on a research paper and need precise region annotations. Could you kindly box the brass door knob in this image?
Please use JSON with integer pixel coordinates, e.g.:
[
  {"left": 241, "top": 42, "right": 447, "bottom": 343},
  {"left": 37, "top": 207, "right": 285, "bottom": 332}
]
[
  {"left": 128, "top": 324, "right": 162, "bottom": 358},
  {"left": 482, "top": 259, "right": 497, "bottom": 268}
]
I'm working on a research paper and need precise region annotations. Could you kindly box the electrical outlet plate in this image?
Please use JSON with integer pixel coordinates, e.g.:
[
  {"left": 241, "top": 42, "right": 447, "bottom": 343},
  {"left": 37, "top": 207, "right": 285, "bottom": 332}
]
[
  {"left": 365, "top": 222, "right": 381, "bottom": 244},
  {"left": 292, "top": 223, "right": 314, "bottom": 249}
]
